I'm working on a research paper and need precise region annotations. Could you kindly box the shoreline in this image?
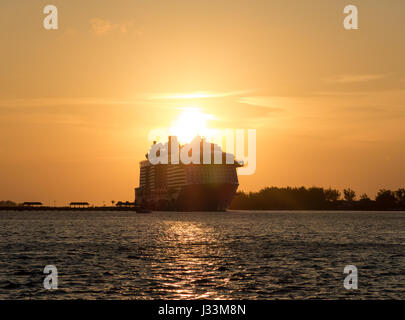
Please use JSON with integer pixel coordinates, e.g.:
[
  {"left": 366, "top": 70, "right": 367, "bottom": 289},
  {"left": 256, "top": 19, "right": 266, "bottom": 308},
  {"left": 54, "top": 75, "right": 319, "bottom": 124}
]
[
  {"left": 0, "top": 206, "right": 139, "bottom": 212},
  {"left": 1, "top": 207, "right": 405, "bottom": 212}
]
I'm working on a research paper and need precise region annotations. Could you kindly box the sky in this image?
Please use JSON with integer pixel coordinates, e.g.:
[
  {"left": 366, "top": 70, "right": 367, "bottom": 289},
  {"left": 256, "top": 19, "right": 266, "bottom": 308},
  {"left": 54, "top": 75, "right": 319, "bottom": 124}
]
[{"left": 1, "top": 0, "right": 405, "bottom": 205}]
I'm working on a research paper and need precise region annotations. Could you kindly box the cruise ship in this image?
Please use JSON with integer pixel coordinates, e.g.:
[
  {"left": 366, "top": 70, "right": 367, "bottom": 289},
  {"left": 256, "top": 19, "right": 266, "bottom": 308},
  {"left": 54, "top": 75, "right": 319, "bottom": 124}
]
[{"left": 135, "top": 136, "right": 241, "bottom": 211}]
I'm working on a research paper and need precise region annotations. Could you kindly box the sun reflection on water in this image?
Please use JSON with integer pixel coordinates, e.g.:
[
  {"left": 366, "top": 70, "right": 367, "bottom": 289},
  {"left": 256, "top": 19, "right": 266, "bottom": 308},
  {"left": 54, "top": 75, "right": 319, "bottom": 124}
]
[{"left": 148, "top": 221, "right": 230, "bottom": 299}]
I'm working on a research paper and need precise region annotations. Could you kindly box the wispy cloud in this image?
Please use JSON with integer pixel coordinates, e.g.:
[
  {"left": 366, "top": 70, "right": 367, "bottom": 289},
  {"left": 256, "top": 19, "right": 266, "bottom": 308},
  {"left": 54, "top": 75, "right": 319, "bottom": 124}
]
[
  {"left": 0, "top": 90, "right": 256, "bottom": 109},
  {"left": 146, "top": 90, "right": 252, "bottom": 100},
  {"left": 237, "top": 96, "right": 288, "bottom": 111},
  {"left": 329, "top": 73, "right": 389, "bottom": 83},
  {"left": 90, "top": 18, "right": 142, "bottom": 36},
  {"left": 0, "top": 98, "right": 141, "bottom": 108},
  {"left": 0, "top": 97, "right": 191, "bottom": 111}
]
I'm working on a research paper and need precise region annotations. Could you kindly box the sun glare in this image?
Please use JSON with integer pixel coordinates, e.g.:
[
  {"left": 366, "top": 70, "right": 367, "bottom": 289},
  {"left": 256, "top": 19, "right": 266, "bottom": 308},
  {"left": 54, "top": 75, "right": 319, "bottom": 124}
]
[{"left": 170, "top": 109, "right": 215, "bottom": 144}]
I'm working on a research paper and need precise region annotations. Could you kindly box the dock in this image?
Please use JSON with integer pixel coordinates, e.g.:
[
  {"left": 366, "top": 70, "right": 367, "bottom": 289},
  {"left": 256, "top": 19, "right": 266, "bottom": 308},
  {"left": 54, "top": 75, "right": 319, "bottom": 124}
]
[{"left": 0, "top": 201, "right": 150, "bottom": 212}]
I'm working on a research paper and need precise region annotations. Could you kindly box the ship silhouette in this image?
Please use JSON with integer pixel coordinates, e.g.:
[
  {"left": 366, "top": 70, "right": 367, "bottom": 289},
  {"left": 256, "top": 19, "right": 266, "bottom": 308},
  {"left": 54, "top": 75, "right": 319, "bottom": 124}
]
[{"left": 135, "top": 136, "right": 241, "bottom": 211}]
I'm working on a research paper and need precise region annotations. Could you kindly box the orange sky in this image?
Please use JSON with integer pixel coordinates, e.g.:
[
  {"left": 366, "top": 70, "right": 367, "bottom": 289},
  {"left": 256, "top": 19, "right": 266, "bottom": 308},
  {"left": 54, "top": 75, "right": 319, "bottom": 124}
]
[{"left": 1, "top": 0, "right": 405, "bottom": 205}]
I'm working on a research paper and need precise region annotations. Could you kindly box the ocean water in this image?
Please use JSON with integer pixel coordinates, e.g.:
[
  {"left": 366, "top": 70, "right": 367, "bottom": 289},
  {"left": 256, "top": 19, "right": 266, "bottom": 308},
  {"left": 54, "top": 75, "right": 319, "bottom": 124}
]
[{"left": 0, "top": 210, "right": 404, "bottom": 299}]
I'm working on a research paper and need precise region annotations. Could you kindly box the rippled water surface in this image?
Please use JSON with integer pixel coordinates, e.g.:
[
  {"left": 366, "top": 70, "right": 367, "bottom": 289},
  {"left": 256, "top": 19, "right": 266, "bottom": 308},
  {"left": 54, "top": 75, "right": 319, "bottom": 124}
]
[{"left": 0, "top": 210, "right": 404, "bottom": 299}]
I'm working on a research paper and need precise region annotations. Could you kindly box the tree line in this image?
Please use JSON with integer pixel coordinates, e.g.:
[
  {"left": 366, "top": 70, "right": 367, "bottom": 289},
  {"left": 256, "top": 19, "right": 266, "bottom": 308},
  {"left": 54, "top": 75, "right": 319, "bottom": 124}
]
[
  {"left": 0, "top": 201, "right": 18, "bottom": 207},
  {"left": 2, "top": 187, "right": 405, "bottom": 211},
  {"left": 229, "top": 187, "right": 405, "bottom": 210}
]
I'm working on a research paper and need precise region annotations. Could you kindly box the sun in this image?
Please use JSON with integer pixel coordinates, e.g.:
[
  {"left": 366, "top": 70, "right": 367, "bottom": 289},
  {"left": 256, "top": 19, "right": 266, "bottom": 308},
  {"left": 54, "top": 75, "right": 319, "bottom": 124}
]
[{"left": 170, "top": 108, "right": 215, "bottom": 144}]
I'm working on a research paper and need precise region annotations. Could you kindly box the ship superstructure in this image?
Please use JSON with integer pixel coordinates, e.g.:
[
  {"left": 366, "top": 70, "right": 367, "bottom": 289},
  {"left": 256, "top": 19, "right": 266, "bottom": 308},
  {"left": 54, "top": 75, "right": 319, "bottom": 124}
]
[{"left": 135, "top": 136, "right": 241, "bottom": 211}]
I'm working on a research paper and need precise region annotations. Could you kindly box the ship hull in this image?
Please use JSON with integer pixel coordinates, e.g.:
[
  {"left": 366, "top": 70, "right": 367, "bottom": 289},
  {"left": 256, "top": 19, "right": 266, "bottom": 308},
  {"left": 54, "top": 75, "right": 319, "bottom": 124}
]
[
  {"left": 176, "top": 183, "right": 238, "bottom": 211},
  {"left": 137, "top": 183, "right": 238, "bottom": 211}
]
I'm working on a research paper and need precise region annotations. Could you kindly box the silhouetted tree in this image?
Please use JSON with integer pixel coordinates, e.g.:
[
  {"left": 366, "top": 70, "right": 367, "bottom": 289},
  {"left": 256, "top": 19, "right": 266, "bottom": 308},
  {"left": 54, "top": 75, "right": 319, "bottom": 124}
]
[
  {"left": 0, "top": 200, "right": 17, "bottom": 207},
  {"left": 343, "top": 188, "right": 356, "bottom": 202},
  {"left": 360, "top": 193, "right": 370, "bottom": 201},
  {"left": 230, "top": 186, "right": 402, "bottom": 211},
  {"left": 358, "top": 193, "right": 373, "bottom": 210},
  {"left": 395, "top": 188, "right": 405, "bottom": 209},
  {"left": 324, "top": 188, "right": 341, "bottom": 202},
  {"left": 375, "top": 189, "right": 397, "bottom": 209},
  {"left": 230, "top": 186, "right": 339, "bottom": 210}
]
